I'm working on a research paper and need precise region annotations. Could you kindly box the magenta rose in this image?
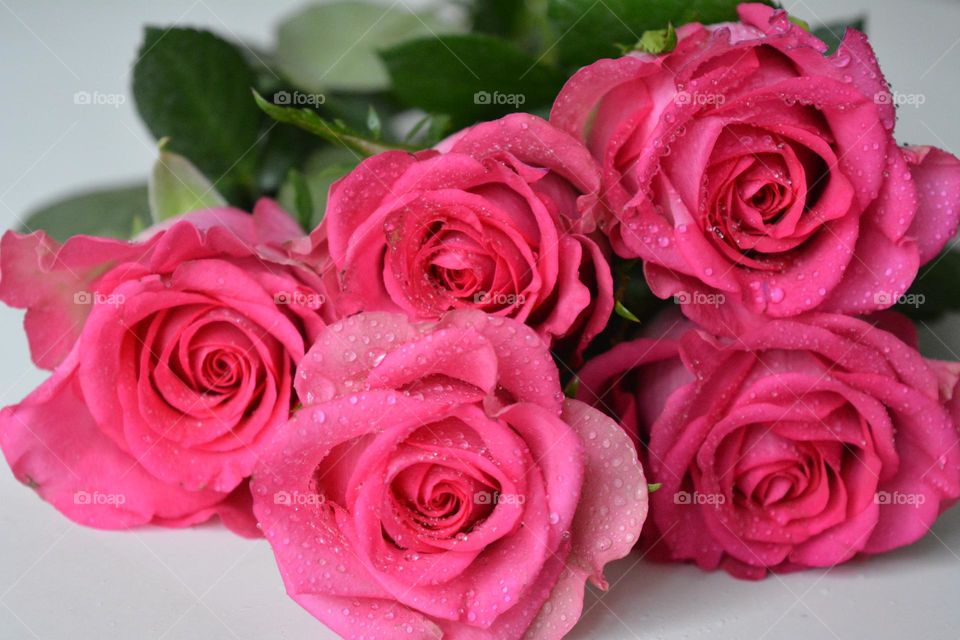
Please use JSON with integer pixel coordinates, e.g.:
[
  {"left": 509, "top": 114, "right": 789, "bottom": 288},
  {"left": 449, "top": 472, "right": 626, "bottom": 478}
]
[
  {"left": 578, "top": 312, "right": 960, "bottom": 579},
  {"left": 551, "top": 3, "right": 960, "bottom": 333},
  {"left": 0, "top": 200, "right": 331, "bottom": 535},
  {"left": 319, "top": 113, "right": 613, "bottom": 359},
  {"left": 251, "top": 310, "right": 647, "bottom": 638}
]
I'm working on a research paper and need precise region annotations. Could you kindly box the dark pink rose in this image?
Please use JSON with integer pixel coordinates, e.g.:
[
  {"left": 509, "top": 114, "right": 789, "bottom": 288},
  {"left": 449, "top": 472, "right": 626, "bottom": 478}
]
[
  {"left": 318, "top": 113, "right": 614, "bottom": 359},
  {"left": 0, "top": 200, "right": 332, "bottom": 535},
  {"left": 578, "top": 312, "right": 960, "bottom": 578},
  {"left": 251, "top": 310, "right": 647, "bottom": 638},
  {"left": 551, "top": 3, "right": 960, "bottom": 334}
]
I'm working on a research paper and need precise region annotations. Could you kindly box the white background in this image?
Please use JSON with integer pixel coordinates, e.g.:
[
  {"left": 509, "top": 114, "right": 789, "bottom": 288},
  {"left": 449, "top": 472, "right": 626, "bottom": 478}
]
[{"left": 1, "top": 1, "right": 959, "bottom": 638}]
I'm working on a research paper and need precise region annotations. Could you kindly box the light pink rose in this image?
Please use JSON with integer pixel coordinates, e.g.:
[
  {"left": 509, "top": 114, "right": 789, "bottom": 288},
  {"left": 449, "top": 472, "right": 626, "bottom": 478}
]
[
  {"left": 551, "top": 3, "right": 960, "bottom": 334},
  {"left": 251, "top": 310, "right": 647, "bottom": 638},
  {"left": 0, "top": 200, "right": 332, "bottom": 535},
  {"left": 318, "top": 113, "right": 614, "bottom": 360},
  {"left": 578, "top": 312, "right": 960, "bottom": 579}
]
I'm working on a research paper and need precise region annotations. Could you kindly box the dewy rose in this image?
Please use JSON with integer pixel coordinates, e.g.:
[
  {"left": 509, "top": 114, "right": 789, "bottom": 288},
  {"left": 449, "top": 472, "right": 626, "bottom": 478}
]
[
  {"left": 551, "top": 3, "right": 960, "bottom": 334},
  {"left": 577, "top": 311, "right": 960, "bottom": 579},
  {"left": 0, "top": 200, "right": 332, "bottom": 534},
  {"left": 317, "top": 113, "right": 613, "bottom": 360},
  {"left": 251, "top": 310, "right": 647, "bottom": 638}
]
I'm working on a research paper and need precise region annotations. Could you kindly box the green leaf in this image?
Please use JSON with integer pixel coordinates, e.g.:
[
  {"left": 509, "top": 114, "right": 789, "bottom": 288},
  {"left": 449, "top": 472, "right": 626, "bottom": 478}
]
[
  {"left": 275, "top": 0, "right": 457, "bottom": 93},
  {"left": 896, "top": 249, "right": 960, "bottom": 320},
  {"left": 614, "top": 300, "right": 641, "bottom": 323},
  {"left": 470, "top": 0, "right": 529, "bottom": 38},
  {"left": 254, "top": 122, "right": 326, "bottom": 195},
  {"left": 469, "top": 0, "right": 553, "bottom": 56},
  {"left": 277, "top": 169, "right": 314, "bottom": 231},
  {"left": 149, "top": 145, "right": 227, "bottom": 222},
  {"left": 277, "top": 148, "right": 359, "bottom": 230},
  {"left": 18, "top": 185, "right": 149, "bottom": 242},
  {"left": 563, "top": 375, "right": 581, "bottom": 398},
  {"left": 648, "top": 483, "right": 663, "bottom": 494},
  {"left": 811, "top": 17, "right": 866, "bottom": 54},
  {"left": 403, "top": 112, "right": 453, "bottom": 146},
  {"left": 635, "top": 24, "right": 677, "bottom": 54},
  {"left": 788, "top": 16, "right": 811, "bottom": 32},
  {"left": 404, "top": 113, "right": 434, "bottom": 144},
  {"left": 380, "top": 34, "right": 565, "bottom": 126},
  {"left": 366, "top": 105, "right": 382, "bottom": 140},
  {"left": 427, "top": 114, "right": 454, "bottom": 143},
  {"left": 546, "top": 0, "right": 775, "bottom": 68},
  {"left": 240, "top": 45, "right": 287, "bottom": 96},
  {"left": 321, "top": 91, "right": 402, "bottom": 136},
  {"left": 132, "top": 27, "right": 262, "bottom": 203},
  {"left": 253, "top": 90, "right": 409, "bottom": 156}
]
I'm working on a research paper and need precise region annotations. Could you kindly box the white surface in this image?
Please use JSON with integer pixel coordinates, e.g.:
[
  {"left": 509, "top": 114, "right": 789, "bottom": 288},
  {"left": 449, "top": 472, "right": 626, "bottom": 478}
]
[{"left": 1, "top": 1, "right": 959, "bottom": 639}]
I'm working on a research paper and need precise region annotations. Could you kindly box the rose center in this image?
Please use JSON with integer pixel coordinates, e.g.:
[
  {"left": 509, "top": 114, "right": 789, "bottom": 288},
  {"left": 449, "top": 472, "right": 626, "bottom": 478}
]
[
  {"left": 388, "top": 462, "right": 497, "bottom": 543},
  {"left": 195, "top": 347, "right": 247, "bottom": 393}
]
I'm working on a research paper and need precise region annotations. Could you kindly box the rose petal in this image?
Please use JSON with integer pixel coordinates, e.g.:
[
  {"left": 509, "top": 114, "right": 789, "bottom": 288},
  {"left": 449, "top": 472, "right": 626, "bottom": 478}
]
[
  {"left": 904, "top": 145, "right": 960, "bottom": 264},
  {"left": 524, "top": 400, "right": 647, "bottom": 639},
  {"left": 0, "top": 230, "right": 152, "bottom": 369},
  {"left": 0, "top": 348, "right": 231, "bottom": 529}
]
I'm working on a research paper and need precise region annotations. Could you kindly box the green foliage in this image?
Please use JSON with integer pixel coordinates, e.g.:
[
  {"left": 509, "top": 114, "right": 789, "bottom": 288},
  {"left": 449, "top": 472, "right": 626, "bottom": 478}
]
[
  {"left": 635, "top": 24, "right": 677, "bottom": 54},
  {"left": 546, "top": 0, "right": 772, "bottom": 68},
  {"left": 277, "top": 148, "right": 358, "bottom": 231},
  {"left": 811, "top": 17, "right": 866, "bottom": 54},
  {"left": 18, "top": 185, "right": 149, "bottom": 242},
  {"left": 149, "top": 146, "right": 227, "bottom": 223},
  {"left": 897, "top": 249, "right": 960, "bottom": 320},
  {"left": 614, "top": 300, "right": 642, "bottom": 323},
  {"left": 380, "top": 34, "right": 565, "bottom": 127},
  {"left": 132, "top": 27, "right": 262, "bottom": 203},
  {"left": 253, "top": 90, "right": 409, "bottom": 156},
  {"left": 275, "top": 1, "right": 457, "bottom": 93}
]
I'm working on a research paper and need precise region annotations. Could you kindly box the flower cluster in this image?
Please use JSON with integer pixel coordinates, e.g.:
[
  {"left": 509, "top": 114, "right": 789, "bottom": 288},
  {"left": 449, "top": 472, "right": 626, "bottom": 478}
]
[{"left": 2, "top": 2, "right": 960, "bottom": 638}]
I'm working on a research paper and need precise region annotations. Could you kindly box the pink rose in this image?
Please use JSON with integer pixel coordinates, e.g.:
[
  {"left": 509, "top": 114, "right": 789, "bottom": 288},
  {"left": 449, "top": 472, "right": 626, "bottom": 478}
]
[
  {"left": 319, "top": 113, "right": 614, "bottom": 359},
  {"left": 0, "top": 200, "right": 331, "bottom": 535},
  {"left": 578, "top": 312, "right": 960, "bottom": 578},
  {"left": 251, "top": 310, "right": 647, "bottom": 638},
  {"left": 551, "top": 3, "right": 960, "bottom": 333}
]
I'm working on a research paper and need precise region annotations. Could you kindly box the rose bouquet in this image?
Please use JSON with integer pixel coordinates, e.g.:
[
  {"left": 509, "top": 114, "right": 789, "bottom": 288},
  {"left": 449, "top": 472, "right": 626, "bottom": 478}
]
[{"left": 2, "top": 1, "right": 959, "bottom": 638}]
